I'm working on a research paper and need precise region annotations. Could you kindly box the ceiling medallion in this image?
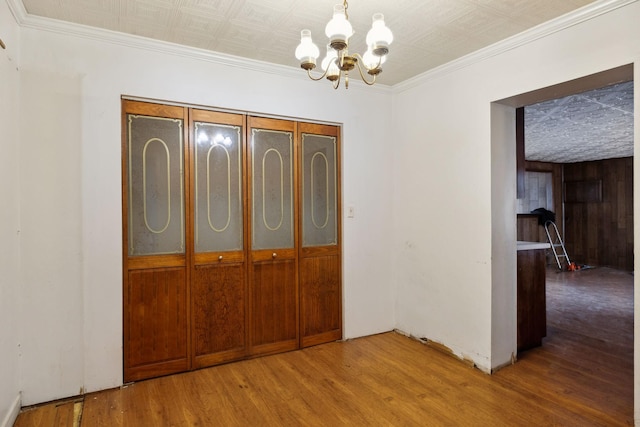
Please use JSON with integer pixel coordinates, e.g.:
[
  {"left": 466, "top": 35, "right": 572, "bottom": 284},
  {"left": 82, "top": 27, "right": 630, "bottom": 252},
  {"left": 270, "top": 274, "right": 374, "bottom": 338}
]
[{"left": 295, "top": 0, "right": 393, "bottom": 89}]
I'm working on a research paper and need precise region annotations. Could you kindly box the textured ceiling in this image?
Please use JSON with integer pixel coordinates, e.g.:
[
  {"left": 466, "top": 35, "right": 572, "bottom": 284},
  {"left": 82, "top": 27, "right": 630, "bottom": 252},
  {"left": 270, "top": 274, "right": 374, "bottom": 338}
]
[
  {"left": 525, "top": 81, "right": 634, "bottom": 163},
  {"left": 16, "top": 0, "right": 633, "bottom": 163},
  {"left": 19, "top": 0, "right": 597, "bottom": 86}
]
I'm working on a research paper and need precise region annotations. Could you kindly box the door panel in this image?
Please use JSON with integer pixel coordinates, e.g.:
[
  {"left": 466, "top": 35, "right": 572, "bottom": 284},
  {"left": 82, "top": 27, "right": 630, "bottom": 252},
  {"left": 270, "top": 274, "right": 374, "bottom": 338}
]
[
  {"left": 251, "top": 125, "right": 294, "bottom": 250},
  {"left": 248, "top": 117, "right": 298, "bottom": 356},
  {"left": 190, "top": 109, "right": 247, "bottom": 368},
  {"left": 193, "top": 116, "right": 244, "bottom": 252},
  {"left": 300, "top": 255, "right": 341, "bottom": 347},
  {"left": 192, "top": 263, "right": 246, "bottom": 367},
  {"left": 301, "top": 132, "right": 337, "bottom": 247},
  {"left": 122, "top": 100, "right": 189, "bottom": 382},
  {"left": 250, "top": 259, "right": 298, "bottom": 354},
  {"left": 126, "top": 110, "right": 186, "bottom": 256},
  {"left": 298, "top": 123, "right": 342, "bottom": 347},
  {"left": 124, "top": 267, "right": 188, "bottom": 381}
]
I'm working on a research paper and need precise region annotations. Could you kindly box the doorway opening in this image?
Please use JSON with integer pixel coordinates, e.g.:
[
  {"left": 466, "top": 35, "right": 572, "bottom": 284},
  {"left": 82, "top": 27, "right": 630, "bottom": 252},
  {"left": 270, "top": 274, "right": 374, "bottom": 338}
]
[
  {"left": 490, "top": 63, "right": 635, "bottom": 371},
  {"left": 520, "top": 79, "right": 634, "bottom": 271}
]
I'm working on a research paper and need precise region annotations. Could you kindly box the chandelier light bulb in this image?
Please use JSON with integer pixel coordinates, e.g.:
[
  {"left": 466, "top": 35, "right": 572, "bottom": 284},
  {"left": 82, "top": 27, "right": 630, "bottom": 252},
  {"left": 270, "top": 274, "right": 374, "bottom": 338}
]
[
  {"left": 325, "top": 4, "right": 353, "bottom": 51},
  {"left": 295, "top": 29, "right": 320, "bottom": 69},
  {"left": 362, "top": 48, "right": 386, "bottom": 70},
  {"left": 321, "top": 45, "right": 340, "bottom": 81},
  {"left": 366, "top": 13, "right": 393, "bottom": 56}
]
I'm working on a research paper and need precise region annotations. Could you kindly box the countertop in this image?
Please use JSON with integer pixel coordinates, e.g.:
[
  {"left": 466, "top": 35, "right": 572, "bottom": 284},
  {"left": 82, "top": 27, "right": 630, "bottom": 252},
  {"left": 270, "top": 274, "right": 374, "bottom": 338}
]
[{"left": 517, "top": 241, "right": 551, "bottom": 251}]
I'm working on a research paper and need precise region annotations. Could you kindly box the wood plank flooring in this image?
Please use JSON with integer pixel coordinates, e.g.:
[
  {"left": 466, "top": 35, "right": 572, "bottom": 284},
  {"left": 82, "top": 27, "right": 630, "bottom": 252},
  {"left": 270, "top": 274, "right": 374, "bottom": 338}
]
[{"left": 15, "top": 266, "right": 633, "bottom": 426}]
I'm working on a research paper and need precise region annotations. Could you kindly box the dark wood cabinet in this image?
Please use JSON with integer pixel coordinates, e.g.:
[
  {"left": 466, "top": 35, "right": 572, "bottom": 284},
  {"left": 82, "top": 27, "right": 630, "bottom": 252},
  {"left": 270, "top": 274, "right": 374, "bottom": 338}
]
[
  {"left": 516, "top": 214, "right": 540, "bottom": 242},
  {"left": 517, "top": 247, "right": 547, "bottom": 351}
]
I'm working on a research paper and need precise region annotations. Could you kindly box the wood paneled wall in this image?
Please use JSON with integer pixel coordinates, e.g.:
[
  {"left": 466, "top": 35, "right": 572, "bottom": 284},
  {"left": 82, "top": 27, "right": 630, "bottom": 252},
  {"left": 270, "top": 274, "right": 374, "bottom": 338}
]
[{"left": 563, "top": 157, "right": 633, "bottom": 271}]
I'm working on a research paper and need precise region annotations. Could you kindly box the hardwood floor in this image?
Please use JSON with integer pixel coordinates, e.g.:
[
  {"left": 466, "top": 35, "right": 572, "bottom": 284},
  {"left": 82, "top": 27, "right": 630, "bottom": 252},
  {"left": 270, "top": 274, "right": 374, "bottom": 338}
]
[{"left": 15, "top": 267, "right": 633, "bottom": 426}]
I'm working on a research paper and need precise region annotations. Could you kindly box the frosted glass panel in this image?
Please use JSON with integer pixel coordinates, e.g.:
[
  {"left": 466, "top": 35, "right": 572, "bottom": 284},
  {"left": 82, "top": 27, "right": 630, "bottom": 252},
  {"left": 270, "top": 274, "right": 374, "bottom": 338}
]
[
  {"left": 128, "top": 115, "right": 185, "bottom": 256},
  {"left": 302, "top": 134, "right": 337, "bottom": 247},
  {"left": 252, "top": 129, "right": 293, "bottom": 250},
  {"left": 194, "top": 122, "right": 243, "bottom": 252}
]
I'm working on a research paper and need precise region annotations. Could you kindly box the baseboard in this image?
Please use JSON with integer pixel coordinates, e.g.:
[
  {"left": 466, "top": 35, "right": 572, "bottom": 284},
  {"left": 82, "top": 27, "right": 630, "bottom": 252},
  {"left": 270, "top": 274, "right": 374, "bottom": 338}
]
[{"left": 1, "top": 393, "right": 21, "bottom": 427}]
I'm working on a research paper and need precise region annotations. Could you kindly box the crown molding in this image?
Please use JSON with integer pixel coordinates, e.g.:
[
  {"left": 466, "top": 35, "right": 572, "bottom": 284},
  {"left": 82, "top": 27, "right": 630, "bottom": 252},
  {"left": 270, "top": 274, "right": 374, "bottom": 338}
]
[
  {"left": 5, "top": 0, "right": 392, "bottom": 94},
  {"left": 6, "top": 0, "right": 26, "bottom": 23},
  {"left": 9, "top": 1, "right": 297, "bottom": 78},
  {"left": 393, "top": 0, "right": 638, "bottom": 93}
]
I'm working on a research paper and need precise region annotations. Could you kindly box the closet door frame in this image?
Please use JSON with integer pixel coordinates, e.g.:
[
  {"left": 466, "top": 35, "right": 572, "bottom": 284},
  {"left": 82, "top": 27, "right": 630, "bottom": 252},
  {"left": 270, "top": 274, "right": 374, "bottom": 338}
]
[
  {"left": 122, "top": 99, "right": 192, "bottom": 382},
  {"left": 297, "top": 122, "right": 342, "bottom": 347},
  {"left": 122, "top": 98, "right": 342, "bottom": 381},
  {"left": 189, "top": 109, "right": 249, "bottom": 368},
  {"left": 247, "top": 116, "right": 300, "bottom": 357}
]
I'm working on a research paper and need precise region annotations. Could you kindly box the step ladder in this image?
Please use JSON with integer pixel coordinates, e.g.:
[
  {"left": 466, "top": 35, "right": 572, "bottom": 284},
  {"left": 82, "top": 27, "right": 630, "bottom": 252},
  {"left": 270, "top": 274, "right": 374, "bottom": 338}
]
[{"left": 544, "top": 220, "right": 571, "bottom": 270}]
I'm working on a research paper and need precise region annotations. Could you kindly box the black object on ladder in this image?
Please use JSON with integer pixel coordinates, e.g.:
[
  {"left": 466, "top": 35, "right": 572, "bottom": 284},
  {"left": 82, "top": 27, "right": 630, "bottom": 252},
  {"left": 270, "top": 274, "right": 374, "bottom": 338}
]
[{"left": 544, "top": 220, "right": 571, "bottom": 270}]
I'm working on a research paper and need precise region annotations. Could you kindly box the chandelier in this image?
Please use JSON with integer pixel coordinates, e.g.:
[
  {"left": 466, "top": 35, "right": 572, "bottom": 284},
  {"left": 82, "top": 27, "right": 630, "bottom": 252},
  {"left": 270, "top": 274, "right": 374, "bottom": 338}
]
[{"left": 294, "top": 0, "right": 393, "bottom": 89}]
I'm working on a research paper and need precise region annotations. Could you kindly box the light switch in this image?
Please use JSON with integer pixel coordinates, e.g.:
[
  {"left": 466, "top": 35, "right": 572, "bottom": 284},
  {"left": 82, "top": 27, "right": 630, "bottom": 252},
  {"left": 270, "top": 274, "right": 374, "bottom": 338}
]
[{"left": 347, "top": 206, "right": 355, "bottom": 218}]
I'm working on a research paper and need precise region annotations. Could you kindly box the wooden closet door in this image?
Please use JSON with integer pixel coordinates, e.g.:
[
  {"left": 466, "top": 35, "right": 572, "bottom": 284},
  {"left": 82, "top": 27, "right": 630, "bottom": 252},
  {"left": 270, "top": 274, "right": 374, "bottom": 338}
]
[
  {"left": 248, "top": 117, "right": 299, "bottom": 356},
  {"left": 298, "top": 123, "right": 342, "bottom": 347},
  {"left": 122, "top": 100, "right": 190, "bottom": 382},
  {"left": 190, "top": 110, "right": 248, "bottom": 368}
]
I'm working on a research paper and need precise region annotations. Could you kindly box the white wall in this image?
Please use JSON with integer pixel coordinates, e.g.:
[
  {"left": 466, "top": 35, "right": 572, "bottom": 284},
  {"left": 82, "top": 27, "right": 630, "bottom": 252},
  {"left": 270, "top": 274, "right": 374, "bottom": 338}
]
[
  {"left": 15, "top": 20, "right": 395, "bottom": 403},
  {"left": 0, "top": 2, "right": 22, "bottom": 425},
  {"left": 392, "top": 65, "right": 495, "bottom": 368},
  {"left": 19, "top": 70, "right": 84, "bottom": 404},
  {"left": 490, "top": 103, "right": 517, "bottom": 370},
  {"left": 392, "top": 0, "right": 640, "bottom": 379}
]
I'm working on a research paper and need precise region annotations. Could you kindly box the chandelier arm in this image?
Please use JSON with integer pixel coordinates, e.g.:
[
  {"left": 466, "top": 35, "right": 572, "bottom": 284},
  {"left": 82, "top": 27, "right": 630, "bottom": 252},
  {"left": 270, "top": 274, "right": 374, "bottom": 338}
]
[
  {"left": 372, "top": 54, "right": 383, "bottom": 70},
  {"left": 306, "top": 67, "right": 331, "bottom": 81},
  {"left": 352, "top": 52, "right": 382, "bottom": 73},
  {"left": 353, "top": 56, "right": 378, "bottom": 86},
  {"left": 332, "top": 71, "right": 342, "bottom": 90}
]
